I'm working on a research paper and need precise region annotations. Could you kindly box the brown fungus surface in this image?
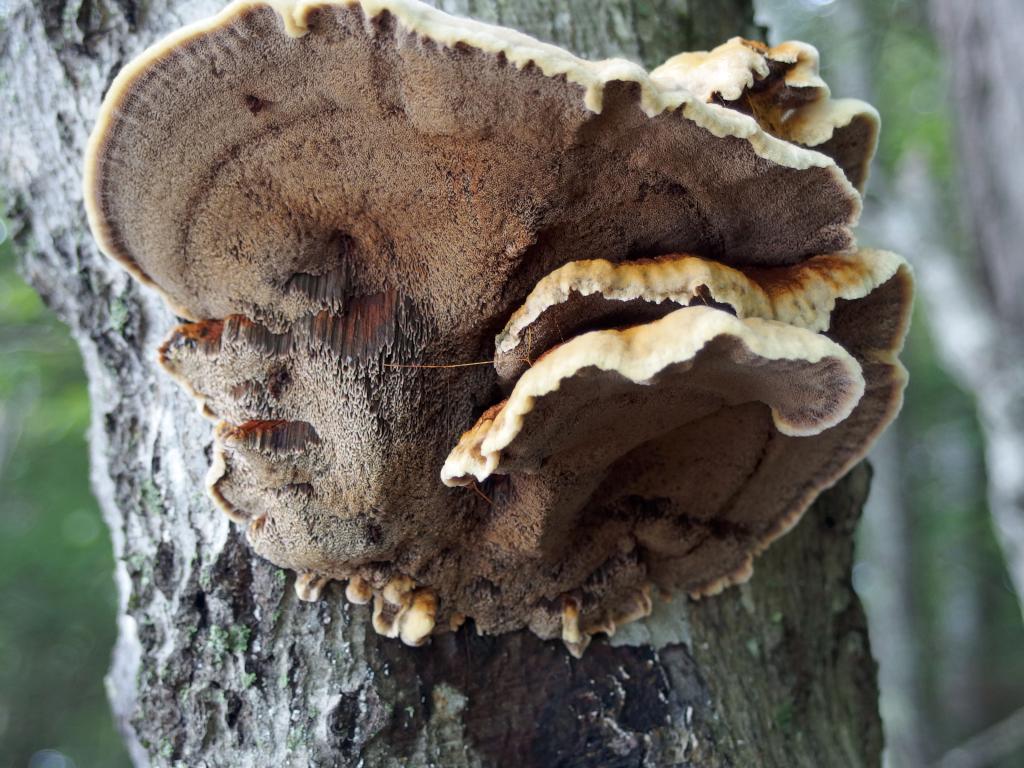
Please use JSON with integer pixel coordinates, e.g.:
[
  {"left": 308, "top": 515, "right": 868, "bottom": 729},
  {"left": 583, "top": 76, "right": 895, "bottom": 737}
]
[
  {"left": 84, "top": 0, "right": 909, "bottom": 654},
  {"left": 652, "top": 37, "right": 880, "bottom": 191},
  {"left": 83, "top": 0, "right": 863, "bottom": 325}
]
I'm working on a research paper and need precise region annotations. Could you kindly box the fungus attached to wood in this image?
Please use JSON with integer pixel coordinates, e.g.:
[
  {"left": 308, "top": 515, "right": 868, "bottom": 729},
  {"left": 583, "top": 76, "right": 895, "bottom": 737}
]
[
  {"left": 651, "top": 37, "right": 880, "bottom": 191},
  {"left": 84, "top": 0, "right": 912, "bottom": 655},
  {"left": 448, "top": 251, "right": 911, "bottom": 607}
]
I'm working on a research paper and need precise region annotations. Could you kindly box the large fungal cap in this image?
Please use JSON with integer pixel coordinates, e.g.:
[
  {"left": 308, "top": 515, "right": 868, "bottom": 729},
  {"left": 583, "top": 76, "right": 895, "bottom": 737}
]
[
  {"left": 84, "top": 0, "right": 863, "bottom": 324},
  {"left": 652, "top": 37, "right": 879, "bottom": 191},
  {"left": 83, "top": 0, "right": 904, "bottom": 655},
  {"left": 444, "top": 251, "right": 912, "bottom": 610}
]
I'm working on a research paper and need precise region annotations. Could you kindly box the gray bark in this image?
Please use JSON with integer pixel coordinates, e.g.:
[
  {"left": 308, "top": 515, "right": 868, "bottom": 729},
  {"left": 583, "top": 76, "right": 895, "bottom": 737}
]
[
  {"left": 0, "top": 1, "right": 882, "bottom": 766},
  {"left": 927, "top": 0, "right": 1024, "bottom": 620}
]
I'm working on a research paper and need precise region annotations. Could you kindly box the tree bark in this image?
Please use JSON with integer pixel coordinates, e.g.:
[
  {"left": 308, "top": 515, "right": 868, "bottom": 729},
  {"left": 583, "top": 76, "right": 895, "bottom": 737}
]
[{"left": 0, "top": 1, "right": 883, "bottom": 765}]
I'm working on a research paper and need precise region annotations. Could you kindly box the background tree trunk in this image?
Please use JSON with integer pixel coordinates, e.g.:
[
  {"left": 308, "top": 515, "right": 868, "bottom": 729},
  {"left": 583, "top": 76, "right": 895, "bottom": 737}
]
[
  {"left": 927, "top": 0, "right": 1024, "bottom": 621},
  {"left": 0, "top": 1, "right": 884, "bottom": 765}
]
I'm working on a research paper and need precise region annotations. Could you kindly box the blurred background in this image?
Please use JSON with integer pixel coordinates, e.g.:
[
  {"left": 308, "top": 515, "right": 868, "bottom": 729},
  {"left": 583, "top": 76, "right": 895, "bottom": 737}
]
[{"left": 2, "top": 0, "right": 1023, "bottom": 766}]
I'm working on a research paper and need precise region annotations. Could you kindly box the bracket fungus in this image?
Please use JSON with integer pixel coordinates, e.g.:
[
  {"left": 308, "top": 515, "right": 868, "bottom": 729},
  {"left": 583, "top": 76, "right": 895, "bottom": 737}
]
[
  {"left": 651, "top": 37, "right": 880, "bottom": 192},
  {"left": 84, "top": 0, "right": 912, "bottom": 656}
]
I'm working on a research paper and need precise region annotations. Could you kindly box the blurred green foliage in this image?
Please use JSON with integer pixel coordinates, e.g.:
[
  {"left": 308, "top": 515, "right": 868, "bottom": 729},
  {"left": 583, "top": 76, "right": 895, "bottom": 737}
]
[
  {"left": 761, "top": 1, "right": 1024, "bottom": 764},
  {"left": 897, "top": 303, "right": 1024, "bottom": 760},
  {"left": 901, "top": 308, "right": 1024, "bottom": 749},
  {"left": 0, "top": 220, "right": 129, "bottom": 766},
  {"left": 859, "top": 1, "right": 1024, "bottom": 760}
]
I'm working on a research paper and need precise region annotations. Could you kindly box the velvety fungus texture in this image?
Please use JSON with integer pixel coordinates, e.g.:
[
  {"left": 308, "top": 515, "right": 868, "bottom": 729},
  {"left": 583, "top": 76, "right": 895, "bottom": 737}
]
[{"left": 85, "top": 0, "right": 911, "bottom": 655}]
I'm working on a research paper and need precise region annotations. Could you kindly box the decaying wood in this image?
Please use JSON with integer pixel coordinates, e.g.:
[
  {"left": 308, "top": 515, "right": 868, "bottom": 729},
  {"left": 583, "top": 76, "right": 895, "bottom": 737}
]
[{"left": 0, "top": 1, "right": 882, "bottom": 765}]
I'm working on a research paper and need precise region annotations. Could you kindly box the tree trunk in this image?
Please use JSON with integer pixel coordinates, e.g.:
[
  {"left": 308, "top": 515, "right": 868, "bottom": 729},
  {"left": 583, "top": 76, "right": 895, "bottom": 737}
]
[{"left": 0, "top": 1, "right": 883, "bottom": 765}]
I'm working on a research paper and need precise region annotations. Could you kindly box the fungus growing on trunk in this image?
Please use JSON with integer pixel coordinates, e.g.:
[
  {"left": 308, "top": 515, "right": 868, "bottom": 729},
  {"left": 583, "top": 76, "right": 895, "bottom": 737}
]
[
  {"left": 84, "top": 0, "right": 912, "bottom": 655},
  {"left": 651, "top": 37, "right": 880, "bottom": 191}
]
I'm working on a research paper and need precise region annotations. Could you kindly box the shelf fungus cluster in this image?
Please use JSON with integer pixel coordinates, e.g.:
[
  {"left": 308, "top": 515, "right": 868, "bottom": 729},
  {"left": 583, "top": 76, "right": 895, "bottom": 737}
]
[{"left": 84, "top": 0, "right": 912, "bottom": 656}]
